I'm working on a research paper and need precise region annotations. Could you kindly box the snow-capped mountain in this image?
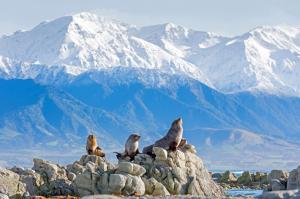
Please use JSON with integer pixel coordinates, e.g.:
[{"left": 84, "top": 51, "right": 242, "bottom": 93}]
[
  {"left": 1, "top": 12, "right": 300, "bottom": 96},
  {"left": 0, "top": 12, "right": 210, "bottom": 85},
  {"left": 189, "top": 26, "right": 300, "bottom": 95},
  {"left": 1, "top": 12, "right": 300, "bottom": 169}
]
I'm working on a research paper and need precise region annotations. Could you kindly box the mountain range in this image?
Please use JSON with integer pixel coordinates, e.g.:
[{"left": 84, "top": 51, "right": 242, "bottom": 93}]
[{"left": 0, "top": 12, "right": 300, "bottom": 170}]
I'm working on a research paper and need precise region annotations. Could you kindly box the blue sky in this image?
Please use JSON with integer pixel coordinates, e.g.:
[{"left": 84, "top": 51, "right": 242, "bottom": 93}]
[{"left": 0, "top": 0, "right": 299, "bottom": 36}]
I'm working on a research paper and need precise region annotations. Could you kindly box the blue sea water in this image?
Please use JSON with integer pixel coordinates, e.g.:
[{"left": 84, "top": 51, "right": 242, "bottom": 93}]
[{"left": 226, "top": 189, "right": 263, "bottom": 197}]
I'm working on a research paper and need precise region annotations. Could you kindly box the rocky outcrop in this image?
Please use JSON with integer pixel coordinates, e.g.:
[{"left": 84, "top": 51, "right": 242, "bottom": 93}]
[
  {"left": 287, "top": 166, "right": 300, "bottom": 190},
  {"left": 219, "top": 171, "right": 237, "bottom": 183},
  {"left": 0, "top": 145, "right": 223, "bottom": 198},
  {"left": 133, "top": 146, "right": 223, "bottom": 197},
  {"left": 264, "top": 165, "right": 300, "bottom": 197},
  {"left": 72, "top": 146, "right": 223, "bottom": 197},
  {"left": 215, "top": 171, "right": 268, "bottom": 190},
  {"left": 0, "top": 193, "right": 9, "bottom": 199},
  {"left": 0, "top": 168, "right": 26, "bottom": 198},
  {"left": 261, "top": 189, "right": 300, "bottom": 199},
  {"left": 11, "top": 159, "right": 76, "bottom": 197},
  {"left": 268, "top": 170, "right": 289, "bottom": 191}
]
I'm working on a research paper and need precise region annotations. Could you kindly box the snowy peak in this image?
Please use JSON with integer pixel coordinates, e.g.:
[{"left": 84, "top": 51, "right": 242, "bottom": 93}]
[
  {"left": 136, "top": 23, "right": 227, "bottom": 58},
  {"left": 0, "top": 12, "right": 211, "bottom": 85},
  {"left": 0, "top": 13, "right": 300, "bottom": 96},
  {"left": 189, "top": 25, "right": 300, "bottom": 96},
  {"left": 0, "top": 12, "right": 132, "bottom": 67}
]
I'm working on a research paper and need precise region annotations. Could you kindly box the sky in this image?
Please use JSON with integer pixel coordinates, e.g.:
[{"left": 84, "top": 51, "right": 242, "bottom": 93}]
[{"left": 0, "top": 0, "right": 300, "bottom": 37}]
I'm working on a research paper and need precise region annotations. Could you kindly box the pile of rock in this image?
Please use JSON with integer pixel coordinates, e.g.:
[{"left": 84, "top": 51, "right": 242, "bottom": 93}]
[
  {"left": 266, "top": 166, "right": 300, "bottom": 192},
  {"left": 261, "top": 166, "right": 300, "bottom": 199},
  {"left": 213, "top": 171, "right": 268, "bottom": 189},
  {"left": 72, "top": 154, "right": 146, "bottom": 196},
  {"left": 134, "top": 146, "right": 223, "bottom": 197},
  {"left": 0, "top": 167, "right": 26, "bottom": 198},
  {"left": 267, "top": 170, "right": 289, "bottom": 191},
  {"left": 0, "top": 145, "right": 223, "bottom": 198},
  {"left": 287, "top": 166, "right": 300, "bottom": 190}
]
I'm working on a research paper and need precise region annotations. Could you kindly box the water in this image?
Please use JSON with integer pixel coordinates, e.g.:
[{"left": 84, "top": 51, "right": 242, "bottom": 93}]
[{"left": 226, "top": 189, "right": 263, "bottom": 197}]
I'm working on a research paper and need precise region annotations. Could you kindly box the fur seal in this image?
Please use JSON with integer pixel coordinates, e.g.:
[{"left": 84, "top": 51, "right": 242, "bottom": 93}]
[
  {"left": 115, "top": 134, "right": 141, "bottom": 161},
  {"left": 143, "top": 118, "right": 183, "bottom": 154},
  {"left": 86, "top": 134, "right": 105, "bottom": 157}
]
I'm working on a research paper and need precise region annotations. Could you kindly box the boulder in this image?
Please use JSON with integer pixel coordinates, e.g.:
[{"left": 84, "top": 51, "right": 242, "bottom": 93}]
[
  {"left": 261, "top": 189, "right": 300, "bottom": 199},
  {"left": 116, "top": 162, "right": 146, "bottom": 176},
  {"left": 74, "top": 170, "right": 100, "bottom": 196},
  {"left": 134, "top": 146, "right": 223, "bottom": 197},
  {"left": 0, "top": 168, "right": 26, "bottom": 198},
  {"left": 122, "top": 175, "right": 145, "bottom": 196},
  {"left": 271, "top": 179, "right": 287, "bottom": 191},
  {"left": 287, "top": 166, "right": 300, "bottom": 190},
  {"left": 13, "top": 144, "right": 223, "bottom": 197},
  {"left": 220, "top": 171, "right": 237, "bottom": 183},
  {"left": 0, "top": 193, "right": 9, "bottom": 199},
  {"left": 153, "top": 147, "right": 168, "bottom": 161},
  {"left": 142, "top": 177, "right": 170, "bottom": 196},
  {"left": 108, "top": 174, "right": 127, "bottom": 194},
  {"left": 288, "top": 169, "right": 299, "bottom": 190},
  {"left": 268, "top": 170, "right": 289, "bottom": 183},
  {"left": 32, "top": 158, "right": 66, "bottom": 181},
  {"left": 19, "top": 170, "right": 44, "bottom": 196},
  {"left": 30, "top": 159, "right": 76, "bottom": 196}
]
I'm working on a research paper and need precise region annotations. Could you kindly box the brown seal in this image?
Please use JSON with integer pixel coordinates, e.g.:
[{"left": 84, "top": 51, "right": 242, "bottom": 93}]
[
  {"left": 86, "top": 134, "right": 105, "bottom": 157},
  {"left": 143, "top": 118, "right": 183, "bottom": 154},
  {"left": 115, "top": 134, "right": 141, "bottom": 161}
]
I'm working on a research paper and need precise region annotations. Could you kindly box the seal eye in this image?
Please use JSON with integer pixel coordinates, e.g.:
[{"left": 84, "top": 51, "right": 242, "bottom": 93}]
[{"left": 134, "top": 135, "right": 140, "bottom": 140}]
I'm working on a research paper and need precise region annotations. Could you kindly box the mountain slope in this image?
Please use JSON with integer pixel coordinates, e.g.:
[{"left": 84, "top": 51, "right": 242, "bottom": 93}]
[
  {"left": 190, "top": 26, "right": 300, "bottom": 96},
  {"left": 1, "top": 77, "right": 300, "bottom": 169},
  {"left": 0, "top": 13, "right": 209, "bottom": 84},
  {"left": 0, "top": 13, "right": 300, "bottom": 169}
]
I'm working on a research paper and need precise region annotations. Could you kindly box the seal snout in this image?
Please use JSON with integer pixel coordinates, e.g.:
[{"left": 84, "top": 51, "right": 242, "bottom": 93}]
[
  {"left": 133, "top": 134, "right": 141, "bottom": 141},
  {"left": 173, "top": 117, "right": 183, "bottom": 126}
]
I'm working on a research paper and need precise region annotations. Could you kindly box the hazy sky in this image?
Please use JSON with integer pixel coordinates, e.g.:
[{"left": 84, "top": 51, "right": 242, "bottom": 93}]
[{"left": 0, "top": 0, "right": 299, "bottom": 36}]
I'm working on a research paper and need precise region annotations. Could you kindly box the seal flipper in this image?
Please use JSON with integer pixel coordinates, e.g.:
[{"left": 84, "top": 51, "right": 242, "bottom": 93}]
[
  {"left": 87, "top": 149, "right": 93, "bottom": 155},
  {"left": 169, "top": 141, "right": 178, "bottom": 151},
  {"left": 114, "top": 152, "right": 122, "bottom": 160}
]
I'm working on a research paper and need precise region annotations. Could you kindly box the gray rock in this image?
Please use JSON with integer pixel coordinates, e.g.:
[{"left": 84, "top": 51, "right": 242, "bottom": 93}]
[
  {"left": 79, "top": 155, "right": 106, "bottom": 166},
  {"left": 0, "top": 193, "right": 9, "bottom": 199},
  {"left": 261, "top": 189, "right": 300, "bottom": 199},
  {"left": 288, "top": 169, "right": 299, "bottom": 190},
  {"left": 220, "top": 171, "right": 237, "bottom": 183},
  {"left": 123, "top": 174, "right": 145, "bottom": 196},
  {"left": 153, "top": 147, "right": 168, "bottom": 161},
  {"left": 81, "top": 195, "right": 121, "bottom": 199},
  {"left": 0, "top": 168, "right": 26, "bottom": 198},
  {"left": 268, "top": 170, "right": 289, "bottom": 183},
  {"left": 116, "top": 162, "right": 146, "bottom": 176},
  {"left": 143, "top": 177, "right": 170, "bottom": 196},
  {"left": 134, "top": 146, "right": 224, "bottom": 197},
  {"left": 32, "top": 158, "right": 66, "bottom": 181},
  {"left": 19, "top": 172, "right": 44, "bottom": 195},
  {"left": 67, "top": 172, "right": 76, "bottom": 181},
  {"left": 74, "top": 170, "right": 100, "bottom": 196},
  {"left": 272, "top": 179, "right": 287, "bottom": 191},
  {"left": 108, "top": 174, "right": 127, "bottom": 194}
]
